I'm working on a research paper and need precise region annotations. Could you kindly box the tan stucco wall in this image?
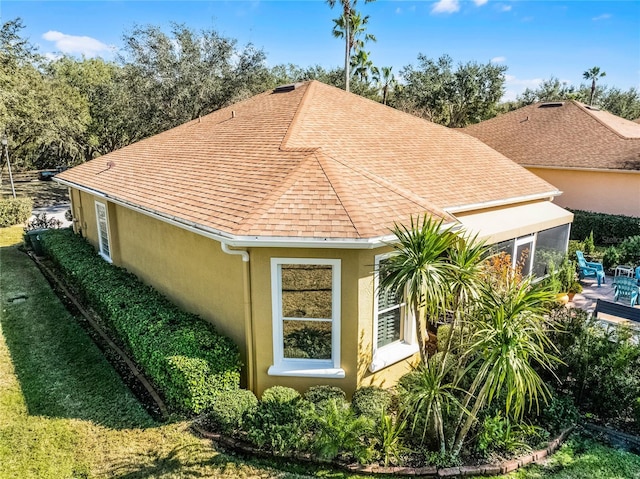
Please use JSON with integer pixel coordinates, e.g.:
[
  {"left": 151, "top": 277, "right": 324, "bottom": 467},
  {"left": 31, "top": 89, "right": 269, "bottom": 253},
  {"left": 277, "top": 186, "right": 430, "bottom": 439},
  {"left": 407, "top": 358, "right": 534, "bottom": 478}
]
[
  {"left": 528, "top": 167, "right": 640, "bottom": 217},
  {"left": 72, "top": 190, "right": 247, "bottom": 369}
]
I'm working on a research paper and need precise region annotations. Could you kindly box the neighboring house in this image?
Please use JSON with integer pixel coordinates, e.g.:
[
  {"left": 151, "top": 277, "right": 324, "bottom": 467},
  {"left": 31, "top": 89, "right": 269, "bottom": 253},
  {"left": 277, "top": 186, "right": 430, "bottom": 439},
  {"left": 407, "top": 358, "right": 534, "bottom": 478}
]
[
  {"left": 464, "top": 100, "right": 640, "bottom": 217},
  {"left": 55, "top": 81, "right": 572, "bottom": 396}
]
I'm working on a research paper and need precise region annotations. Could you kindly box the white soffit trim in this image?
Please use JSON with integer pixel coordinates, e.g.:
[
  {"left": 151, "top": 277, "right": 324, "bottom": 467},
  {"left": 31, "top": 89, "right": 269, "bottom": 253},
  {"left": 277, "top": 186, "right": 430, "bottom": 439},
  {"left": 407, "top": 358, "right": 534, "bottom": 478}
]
[{"left": 454, "top": 201, "right": 574, "bottom": 244}]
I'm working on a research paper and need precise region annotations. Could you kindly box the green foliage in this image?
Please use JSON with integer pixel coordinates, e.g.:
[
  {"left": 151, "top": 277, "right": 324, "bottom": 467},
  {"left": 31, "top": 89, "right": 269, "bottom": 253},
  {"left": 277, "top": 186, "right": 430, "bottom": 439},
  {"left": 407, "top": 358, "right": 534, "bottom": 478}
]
[
  {"left": 567, "top": 240, "right": 585, "bottom": 262},
  {"left": 602, "top": 246, "right": 622, "bottom": 270},
  {"left": 244, "top": 396, "right": 314, "bottom": 454},
  {"left": 311, "top": 399, "right": 375, "bottom": 463},
  {"left": 207, "top": 389, "right": 258, "bottom": 434},
  {"left": 351, "top": 386, "right": 394, "bottom": 420},
  {"left": 618, "top": 235, "right": 640, "bottom": 266},
  {"left": 375, "top": 412, "right": 407, "bottom": 466},
  {"left": 304, "top": 385, "right": 346, "bottom": 409},
  {"left": 477, "top": 413, "right": 530, "bottom": 456},
  {"left": 261, "top": 386, "right": 300, "bottom": 404},
  {"left": 40, "top": 229, "right": 241, "bottom": 414},
  {"left": 583, "top": 231, "right": 595, "bottom": 254},
  {"left": 0, "top": 197, "right": 32, "bottom": 227},
  {"left": 569, "top": 209, "right": 640, "bottom": 246},
  {"left": 397, "top": 54, "right": 507, "bottom": 127},
  {"left": 539, "top": 392, "right": 579, "bottom": 435},
  {"left": 24, "top": 212, "right": 62, "bottom": 231}
]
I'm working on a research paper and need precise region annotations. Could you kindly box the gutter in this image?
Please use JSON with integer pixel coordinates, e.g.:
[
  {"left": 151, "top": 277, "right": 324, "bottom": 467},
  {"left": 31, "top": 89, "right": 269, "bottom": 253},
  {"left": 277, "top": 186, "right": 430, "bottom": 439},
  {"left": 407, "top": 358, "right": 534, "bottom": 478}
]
[{"left": 220, "top": 242, "right": 255, "bottom": 392}]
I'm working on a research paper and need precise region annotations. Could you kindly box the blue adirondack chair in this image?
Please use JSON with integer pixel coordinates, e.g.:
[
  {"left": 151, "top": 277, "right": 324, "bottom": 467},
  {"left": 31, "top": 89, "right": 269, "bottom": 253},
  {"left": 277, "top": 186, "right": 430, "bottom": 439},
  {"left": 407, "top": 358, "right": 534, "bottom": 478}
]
[
  {"left": 613, "top": 276, "right": 639, "bottom": 307},
  {"left": 576, "top": 251, "right": 605, "bottom": 287},
  {"left": 636, "top": 266, "right": 640, "bottom": 285}
]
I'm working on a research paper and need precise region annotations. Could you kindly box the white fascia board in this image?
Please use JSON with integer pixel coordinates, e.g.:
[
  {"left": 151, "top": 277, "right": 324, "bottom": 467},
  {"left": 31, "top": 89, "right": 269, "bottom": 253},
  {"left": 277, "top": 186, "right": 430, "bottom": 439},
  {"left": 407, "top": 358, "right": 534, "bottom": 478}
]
[{"left": 58, "top": 178, "right": 461, "bottom": 249}]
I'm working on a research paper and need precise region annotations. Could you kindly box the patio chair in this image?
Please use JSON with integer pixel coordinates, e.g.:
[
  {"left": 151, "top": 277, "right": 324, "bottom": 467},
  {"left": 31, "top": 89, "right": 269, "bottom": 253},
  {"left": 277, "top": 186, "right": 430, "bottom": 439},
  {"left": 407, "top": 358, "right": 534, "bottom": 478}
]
[
  {"left": 576, "top": 251, "right": 605, "bottom": 287},
  {"left": 613, "top": 276, "right": 639, "bottom": 307},
  {"left": 636, "top": 266, "right": 640, "bottom": 285}
]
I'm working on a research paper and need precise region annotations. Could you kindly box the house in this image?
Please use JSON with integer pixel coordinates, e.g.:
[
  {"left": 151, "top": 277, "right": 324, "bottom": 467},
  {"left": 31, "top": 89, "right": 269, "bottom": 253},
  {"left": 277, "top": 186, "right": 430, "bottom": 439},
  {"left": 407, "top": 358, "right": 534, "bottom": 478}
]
[
  {"left": 55, "top": 81, "right": 573, "bottom": 396},
  {"left": 464, "top": 101, "right": 640, "bottom": 217}
]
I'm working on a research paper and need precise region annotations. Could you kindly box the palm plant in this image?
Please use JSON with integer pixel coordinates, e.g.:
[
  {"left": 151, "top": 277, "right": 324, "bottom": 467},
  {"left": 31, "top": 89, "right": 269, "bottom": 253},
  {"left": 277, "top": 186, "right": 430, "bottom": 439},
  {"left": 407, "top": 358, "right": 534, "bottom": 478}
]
[
  {"left": 379, "top": 215, "right": 458, "bottom": 363},
  {"left": 583, "top": 66, "right": 606, "bottom": 106},
  {"left": 351, "top": 49, "right": 375, "bottom": 82},
  {"left": 451, "top": 276, "right": 560, "bottom": 455},
  {"left": 373, "top": 66, "right": 397, "bottom": 105}
]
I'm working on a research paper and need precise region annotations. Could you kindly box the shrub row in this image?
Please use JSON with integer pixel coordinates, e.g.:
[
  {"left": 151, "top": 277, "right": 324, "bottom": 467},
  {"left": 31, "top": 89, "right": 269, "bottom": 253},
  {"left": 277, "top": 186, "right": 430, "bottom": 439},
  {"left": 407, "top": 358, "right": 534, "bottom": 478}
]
[
  {"left": 0, "top": 197, "right": 33, "bottom": 227},
  {"left": 569, "top": 209, "right": 640, "bottom": 245},
  {"left": 41, "top": 228, "right": 241, "bottom": 414}
]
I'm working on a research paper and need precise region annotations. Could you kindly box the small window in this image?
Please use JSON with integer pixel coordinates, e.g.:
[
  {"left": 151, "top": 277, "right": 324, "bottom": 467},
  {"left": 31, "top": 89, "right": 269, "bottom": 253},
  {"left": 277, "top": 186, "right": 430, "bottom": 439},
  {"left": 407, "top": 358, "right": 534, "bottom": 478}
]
[
  {"left": 269, "top": 258, "right": 344, "bottom": 378},
  {"left": 370, "top": 254, "right": 418, "bottom": 372},
  {"left": 95, "top": 201, "right": 111, "bottom": 262}
]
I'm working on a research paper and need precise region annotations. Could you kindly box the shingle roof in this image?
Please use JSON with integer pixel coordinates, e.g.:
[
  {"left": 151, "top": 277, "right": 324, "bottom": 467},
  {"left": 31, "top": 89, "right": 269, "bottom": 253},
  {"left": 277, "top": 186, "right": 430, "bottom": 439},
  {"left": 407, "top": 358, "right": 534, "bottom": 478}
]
[
  {"left": 57, "top": 81, "right": 558, "bottom": 241},
  {"left": 463, "top": 100, "right": 640, "bottom": 171}
]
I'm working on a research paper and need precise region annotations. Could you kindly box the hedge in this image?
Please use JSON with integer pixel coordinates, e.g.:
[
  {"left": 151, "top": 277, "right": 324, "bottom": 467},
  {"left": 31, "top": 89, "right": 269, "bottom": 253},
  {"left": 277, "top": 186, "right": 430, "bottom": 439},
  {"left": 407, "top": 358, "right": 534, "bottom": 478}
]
[
  {"left": 41, "top": 228, "right": 241, "bottom": 414},
  {"left": 569, "top": 209, "right": 640, "bottom": 245},
  {"left": 0, "top": 197, "right": 33, "bottom": 227}
]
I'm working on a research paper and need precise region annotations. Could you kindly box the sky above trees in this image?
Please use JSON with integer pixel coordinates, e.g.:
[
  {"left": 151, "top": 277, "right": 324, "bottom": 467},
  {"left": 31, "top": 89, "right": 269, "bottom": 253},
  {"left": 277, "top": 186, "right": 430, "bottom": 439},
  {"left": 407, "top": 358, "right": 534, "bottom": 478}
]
[{"left": 3, "top": 0, "right": 639, "bottom": 101}]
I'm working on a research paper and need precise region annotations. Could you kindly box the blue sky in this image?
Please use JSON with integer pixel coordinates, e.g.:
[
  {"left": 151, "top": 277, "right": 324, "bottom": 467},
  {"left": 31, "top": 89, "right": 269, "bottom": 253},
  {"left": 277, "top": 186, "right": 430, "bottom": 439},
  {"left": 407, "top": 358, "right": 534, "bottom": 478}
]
[{"left": 2, "top": 0, "right": 639, "bottom": 100}]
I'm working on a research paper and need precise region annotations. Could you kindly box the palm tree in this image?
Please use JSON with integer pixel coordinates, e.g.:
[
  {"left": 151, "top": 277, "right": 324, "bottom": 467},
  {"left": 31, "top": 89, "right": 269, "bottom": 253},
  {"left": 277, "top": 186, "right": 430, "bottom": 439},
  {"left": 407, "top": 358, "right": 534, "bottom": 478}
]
[
  {"left": 583, "top": 66, "right": 606, "bottom": 106},
  {"left": 351, "top": 49, "right": 374, "bottom": 83},
  {"left": 373, "top": 66, "right": 397, "bottom": 105},
  {"left": 450, "top": 276, "right": 559, "bottom": 455},
  {"left": 379, "top": 215, "right": 458, "bottom": 364},
  {"left": 326, "top": 0, "right": 376, "bottom": 92}
]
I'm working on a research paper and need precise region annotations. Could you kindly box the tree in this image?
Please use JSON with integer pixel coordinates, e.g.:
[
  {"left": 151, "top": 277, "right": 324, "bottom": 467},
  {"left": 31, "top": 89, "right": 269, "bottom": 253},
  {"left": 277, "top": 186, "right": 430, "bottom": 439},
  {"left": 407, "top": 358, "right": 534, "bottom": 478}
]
[
  {"left": 372, "top": 66, "right": 396, "bottom": 105},
  {"left": 326, "top": 0, "right": 375, "bottom": 92},
  {"left": 398, "top": 54, "right": 507, "bottom": 127},
  {"left": 583, "top": 66, "right": 606, "bottom": 106}
]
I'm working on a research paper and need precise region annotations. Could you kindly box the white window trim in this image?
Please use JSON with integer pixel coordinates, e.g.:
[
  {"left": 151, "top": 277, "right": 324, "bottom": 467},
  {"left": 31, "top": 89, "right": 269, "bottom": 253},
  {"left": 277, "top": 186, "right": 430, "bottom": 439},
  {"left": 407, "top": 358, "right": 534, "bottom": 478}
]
[
  {"left": 514, "top": 234, "right": 536, "bottom": 276},
  {"left": 268, "top": 258, "right": 345, "bottom": 378},
  {"left": 94, "top": 201, "right": 112, "bottom": 263},
  {"left": 370, "top": 254, "right": 418, "bottom": 373}
]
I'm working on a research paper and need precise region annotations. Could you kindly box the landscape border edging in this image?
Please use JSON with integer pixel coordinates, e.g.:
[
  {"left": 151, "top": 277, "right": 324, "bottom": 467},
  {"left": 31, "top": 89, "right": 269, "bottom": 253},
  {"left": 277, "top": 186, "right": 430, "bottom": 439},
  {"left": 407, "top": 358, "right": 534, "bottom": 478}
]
[{"left": 192, "top": 424, "right": 575, "bottom": 477}]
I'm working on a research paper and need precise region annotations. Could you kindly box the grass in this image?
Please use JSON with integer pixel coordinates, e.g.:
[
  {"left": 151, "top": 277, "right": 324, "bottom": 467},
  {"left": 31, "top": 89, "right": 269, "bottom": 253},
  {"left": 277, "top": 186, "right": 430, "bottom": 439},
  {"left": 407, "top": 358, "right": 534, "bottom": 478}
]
[
  {"left": 0, "top": 230, "right": 363, "bottom": 479},
  {"left": 1, "top": 225, "right": 638, "bottom": 478}
]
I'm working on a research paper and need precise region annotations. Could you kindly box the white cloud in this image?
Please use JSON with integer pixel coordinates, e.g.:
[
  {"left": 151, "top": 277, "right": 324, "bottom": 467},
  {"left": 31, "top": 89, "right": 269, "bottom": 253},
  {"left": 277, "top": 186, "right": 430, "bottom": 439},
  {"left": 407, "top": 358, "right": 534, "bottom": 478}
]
[
  {"left": 42, "top": 31, "right": 112, "bottom": 57},
  {"left": 396, "top": 7, "right": 402, "bottom": 14},
  {"left": 473, "top": 0, "right": 488, "bottom": 5},
  {"left": 503, "top": 75, "right": 544, "bottom": 101},
  {"left": 500, "top": 5, "right": 512, "bottom": 12},
  {"left": 491, "top": 56, "right": 506, "bottom": 63},
  {"left": 592, "top": 13, "right": 612, "bottom": 21},
  {"left": 431, "top": 0, "right": 460, "bottom": 14}
]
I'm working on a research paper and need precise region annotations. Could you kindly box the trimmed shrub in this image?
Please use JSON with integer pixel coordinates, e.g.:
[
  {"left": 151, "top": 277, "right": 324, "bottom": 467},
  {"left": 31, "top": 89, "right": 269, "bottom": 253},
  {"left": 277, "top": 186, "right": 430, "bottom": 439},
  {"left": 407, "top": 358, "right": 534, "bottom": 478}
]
[
  {"left": 244, "top": 396, "right": 314, "bottom": 454},
  {"left": 569, "top": 209, "right": 640, "bottom": 245},
  {"left": 352, "top": 386, "right": 394, "bottom": 420},
  {"left": 208, "top": 389, "right": 258, "bottom": 434},
  {"left": 619, "top": 235, "right": 640, "bottom": 266},
  {"left": 40, "top": 229, "right": 241, "bottom": 414},
  {"left": 0, "top": 197, "right": 32, "bottom": 227},
  {"left": 304, "top": 385, "right": 346, "bottom": 409},
  {"left": 261, "top": 385, "right": 300, "bottom": 404},
  {"left": 603, "top": 246, "right": 622, "bottom": 270}
]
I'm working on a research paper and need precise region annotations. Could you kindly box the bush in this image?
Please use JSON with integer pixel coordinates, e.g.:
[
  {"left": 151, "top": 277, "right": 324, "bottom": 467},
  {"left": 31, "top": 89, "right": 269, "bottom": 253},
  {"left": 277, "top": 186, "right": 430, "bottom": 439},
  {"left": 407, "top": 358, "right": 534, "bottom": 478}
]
[
  {"left": 583, "top": 231, "right": 595, "bottom": 254},
  {"left": 40, "top": 229, "right": 241, "bottom": 414},
  {"left": 0, "top": 197, "right": 32, "bottom": 227},
  {"left": 569, "top": 209, "right": 640, "bottom": 245},
  {"left": 261, "top": 386, "right": 300, "bottom": 404},
  {"left": 312, "top": 399, "right": 375, "bottom": 463},
  {"left": 603, "top": 246, "right": 622, "bottom": 270},
  {"left": 245, "top": 396, "right": 314, "bottom": 454},
  {"left": 304, "top": 385, "right": 346, "bottom": 409},
  {"left": 539, "top": 392, "right": 579, "bottom": 434},
  {"left": 619, "top": 236, "right": 640, "bottom": 266},
  {"left": 25, "top": 212, "right": 62, "bottom": 230},
  {"left": 352, "top": 386, "right": 394, "bottom": 420},
  {"left": 207, "top": 389, "right": 258, "bottom": 434}
]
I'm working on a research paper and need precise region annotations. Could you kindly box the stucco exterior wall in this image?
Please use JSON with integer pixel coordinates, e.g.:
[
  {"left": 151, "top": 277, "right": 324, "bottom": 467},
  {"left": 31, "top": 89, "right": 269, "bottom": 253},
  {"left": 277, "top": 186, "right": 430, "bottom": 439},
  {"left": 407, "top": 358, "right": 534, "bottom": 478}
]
[
  {"left": 528, "top": 167, "right": 640, "bottom": 217},
  {"left": 71, "top": 189, "right": 247, "bottom": 367}
]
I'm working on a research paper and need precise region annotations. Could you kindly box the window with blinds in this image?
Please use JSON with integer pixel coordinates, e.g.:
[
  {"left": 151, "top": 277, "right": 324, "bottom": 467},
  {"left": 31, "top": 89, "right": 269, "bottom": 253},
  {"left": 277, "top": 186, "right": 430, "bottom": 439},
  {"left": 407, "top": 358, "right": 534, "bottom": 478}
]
[{"left": 376, "top": 257, "right": 404, "bottom": 349}]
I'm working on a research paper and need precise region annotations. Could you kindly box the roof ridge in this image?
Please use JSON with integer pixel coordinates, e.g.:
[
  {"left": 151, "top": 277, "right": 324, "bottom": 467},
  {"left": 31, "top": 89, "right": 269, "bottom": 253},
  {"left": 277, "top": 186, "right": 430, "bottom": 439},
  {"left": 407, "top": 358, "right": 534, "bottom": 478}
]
[
  {"left": 571, "top": 100, "right": 640, "bottom": 140},
  {"left": 318, "top": 151, "right": 451, "bottom": 221},
  {"left": 279, "top": 81, "right": 314, "bottom": 150}
]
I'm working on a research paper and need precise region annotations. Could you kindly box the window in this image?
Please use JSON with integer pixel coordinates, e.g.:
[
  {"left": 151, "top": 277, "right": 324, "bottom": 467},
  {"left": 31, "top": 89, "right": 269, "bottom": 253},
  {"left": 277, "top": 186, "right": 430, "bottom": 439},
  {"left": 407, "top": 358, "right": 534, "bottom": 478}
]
[
  {"left": 95, "top": 201, "right": 111, "bottom": 262},
  {"left": 532, "top": 225, "right": 571, "bottom": 277},
  {"left": 370, "top": 255, "right": 418, "bottom": 373},
  {"left": 268, "top": 258, "right": 344, "bottom": 378}
]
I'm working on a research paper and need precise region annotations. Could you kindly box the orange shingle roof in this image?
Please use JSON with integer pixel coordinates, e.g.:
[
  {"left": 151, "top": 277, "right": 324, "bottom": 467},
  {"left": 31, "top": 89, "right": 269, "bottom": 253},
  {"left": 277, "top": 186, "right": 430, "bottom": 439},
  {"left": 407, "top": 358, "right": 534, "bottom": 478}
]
[
  {"left": 464, "top": 100, "right": 640, "bottom": 171},
  {"left": 57, "top": 81, "right": 557, "bottom": 241}
]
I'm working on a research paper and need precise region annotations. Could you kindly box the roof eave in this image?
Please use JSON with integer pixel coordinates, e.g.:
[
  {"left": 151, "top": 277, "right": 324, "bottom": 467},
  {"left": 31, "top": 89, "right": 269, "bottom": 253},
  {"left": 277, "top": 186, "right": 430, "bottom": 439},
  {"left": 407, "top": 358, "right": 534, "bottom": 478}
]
[{"left": 444, "top": 190, "right": 562, "bottom": 214}]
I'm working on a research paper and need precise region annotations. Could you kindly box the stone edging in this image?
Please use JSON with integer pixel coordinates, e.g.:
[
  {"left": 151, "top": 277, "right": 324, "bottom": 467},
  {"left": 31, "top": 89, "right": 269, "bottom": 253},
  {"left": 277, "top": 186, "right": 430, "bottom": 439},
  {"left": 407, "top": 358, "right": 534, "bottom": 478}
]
[
  {"left": 192, "top": 424, "right": 575, "bottom": 477},
  {"left": 584, "top": 423, "right": 640, "bottom": 451}
]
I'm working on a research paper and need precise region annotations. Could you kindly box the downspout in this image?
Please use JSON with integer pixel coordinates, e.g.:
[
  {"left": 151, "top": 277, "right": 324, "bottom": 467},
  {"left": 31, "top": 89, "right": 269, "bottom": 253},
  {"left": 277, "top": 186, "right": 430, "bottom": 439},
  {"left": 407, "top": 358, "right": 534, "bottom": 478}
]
[{"left": 220, "top": 242, "right": 255, "bottom": 392}]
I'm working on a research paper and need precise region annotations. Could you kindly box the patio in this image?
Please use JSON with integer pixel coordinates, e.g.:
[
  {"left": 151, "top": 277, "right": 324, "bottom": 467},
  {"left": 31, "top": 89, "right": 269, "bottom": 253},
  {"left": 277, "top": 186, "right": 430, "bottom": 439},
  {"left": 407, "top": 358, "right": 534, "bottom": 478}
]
[{"left": 571, "top": 275, "right": 640, "bottom": 326}]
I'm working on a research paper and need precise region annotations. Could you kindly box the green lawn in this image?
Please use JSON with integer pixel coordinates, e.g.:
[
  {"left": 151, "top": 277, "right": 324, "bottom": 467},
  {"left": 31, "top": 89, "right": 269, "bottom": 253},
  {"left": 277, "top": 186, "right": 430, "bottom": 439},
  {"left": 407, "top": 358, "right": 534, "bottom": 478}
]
[{"left": 0, "top": 226, "right": 638, "bottom": 479}]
